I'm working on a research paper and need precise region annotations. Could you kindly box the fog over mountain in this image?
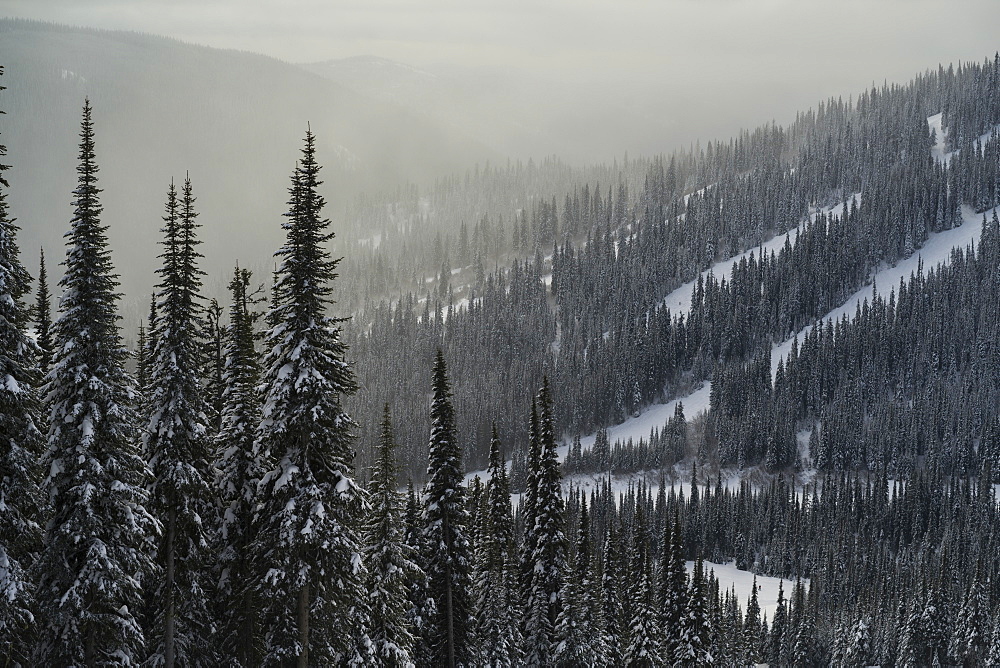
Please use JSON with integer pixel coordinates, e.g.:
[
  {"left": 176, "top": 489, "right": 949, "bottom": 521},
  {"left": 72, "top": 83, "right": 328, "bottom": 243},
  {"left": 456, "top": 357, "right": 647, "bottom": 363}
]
[
  {"left": 0, "top": 19, "right": 498, "bottom": 324},
  {"left": 1, "top": 3, "right": 998, "bottom": 325}
]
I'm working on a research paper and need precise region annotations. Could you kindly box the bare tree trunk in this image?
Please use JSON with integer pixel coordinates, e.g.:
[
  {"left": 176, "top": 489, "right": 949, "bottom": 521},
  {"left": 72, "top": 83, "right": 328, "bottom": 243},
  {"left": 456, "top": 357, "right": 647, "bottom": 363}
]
[
  {"left": 297, "top": 584, "right": 310, "bottom": 668},
  {"left": 165, "top": 508, "right": 176, "bottom": 668}
]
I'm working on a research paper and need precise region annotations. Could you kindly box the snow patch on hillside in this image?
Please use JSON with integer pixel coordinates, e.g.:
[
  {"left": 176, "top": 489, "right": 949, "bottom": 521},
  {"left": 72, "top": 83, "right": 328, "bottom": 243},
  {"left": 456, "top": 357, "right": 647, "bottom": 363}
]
[
  {"left": 660, "top": 195, "right": 860, "bottom": 315},
  {"left": 771, "top": 203, "right": 994, "bottom": 380},
  {"left": 691, "top": 560, "right": 803, "bottom": 621},
  {"left": 575, "top": 383, "right": 713, "bottom": 454}
]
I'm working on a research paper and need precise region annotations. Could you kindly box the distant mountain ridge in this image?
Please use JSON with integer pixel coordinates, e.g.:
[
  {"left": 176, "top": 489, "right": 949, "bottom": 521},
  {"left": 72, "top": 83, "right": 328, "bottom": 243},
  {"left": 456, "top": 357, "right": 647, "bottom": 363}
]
[{"left": 0, "top": 19, "right": 498, "bottom": 318}]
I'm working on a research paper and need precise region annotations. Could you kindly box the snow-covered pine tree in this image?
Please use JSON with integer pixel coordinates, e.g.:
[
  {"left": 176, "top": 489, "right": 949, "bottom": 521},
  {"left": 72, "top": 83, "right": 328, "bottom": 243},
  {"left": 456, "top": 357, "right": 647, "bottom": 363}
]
[
  {"left": 522, "top": 377, "right": 567, "bottom": 667},
  {"left": 136, "top": 320, "right": 149, "bottom": 391},
  {"left": 742, "top": 574, "right": 762, "bottom": 663},
  {"left": 420, "top": 350, "right": 473, "bottom": 667},
  {"left": 404, "top": 480, "right": 436, "bottom": 667},
  {"left": 768, "top": 580, "right": 787, "bottom": 664},
  {"left": 215, "top": 265, "right": 263, "bottom": 666},
  {"left": 34, "top": 99, "right": 156, "bottom": 666},
  {"left": 144, "top": 175, "right": 216, "bottom": 666},
  {"left": 950, "top": 576, "right": 990, "bottom": 665},
  {"left": 251, "top": 128, "right": 365, "bottom": 665},
  {"left": 145, "top": 292, "right": 158, "bottom": 382},
  {"left": 363, "top": 404, "right": 419, "bottom": 667},
  {"left": 34, "top": 246, "right": 53, "bottom": 371},
  {"left": 600, "top": 522, "right": 626, "bottom": 658},
  {"left": 675, "top": 556, "right": 713, "bottom": 666},
  {"left": 475, "top": 426, "right": 522, "bottom": 666},
  {"left": 554, "top": 499, "right": 606, "bottom": 667},
  {"left": 0, "top": 63, "right": 45, "bottom": 664},
  {"left": 657, "top": 513, "right": 686, "bottom": 657},
  {"left": 623, "top": 505, "right": 662, "bottom": 667}
]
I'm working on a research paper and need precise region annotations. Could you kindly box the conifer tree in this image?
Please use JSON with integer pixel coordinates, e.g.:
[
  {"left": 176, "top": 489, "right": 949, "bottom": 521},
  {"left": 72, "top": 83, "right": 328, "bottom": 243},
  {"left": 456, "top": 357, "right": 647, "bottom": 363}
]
[
  {"left": 769, "top": 580, "right": 788, "bottom": 665},
  {"left": 364, "top": 405, "right": 419, "bottom": 667},
  {"left": 136, "top": 321, "right": 149, "bottom": 391},
  {"left": 522, "top": 378, "right": 567, "bottom": 667},
  {"left": 600, "top": 523, "right": 626, "bottom": 658},
  {"left": 0, "top": 63, "right": 45, "bottom": 664},
  {"left": 215, "top": 265, "right": 263, "bottom": 666},
  {"left": 623, "top": 505, "right": 662, "bottom": 667},
  {"left": 476, "top": 427, "right": 522, "bottom": 666},
  {"left": 202, "top": 297, "right": 225, "bottom": 434},
  {"left": 404, "top": 480, "right": 435, "bottom": 667},
  {"left": 252, "top": 128, "right": 365, "bottom": 665},
  {"left": 34, "top": 246, "right": 53, "bottom": 371},
  {"left": 420, "top": 350, "right": 473, "bottom": 667},
  {"left": 554, "top": 499, "right": 606, "bottom": 667},
  {"left": 34, "top": 99, "right": 156, "bottom": 665},
  {"left": 657, "top": 514, "right": 686, "bottom": 657},
  {"left": 144, "top": 175, "right": 216, "bottom": 666},
  {"left": 675, "top": 557, "right": 713, "bottom": 666}
]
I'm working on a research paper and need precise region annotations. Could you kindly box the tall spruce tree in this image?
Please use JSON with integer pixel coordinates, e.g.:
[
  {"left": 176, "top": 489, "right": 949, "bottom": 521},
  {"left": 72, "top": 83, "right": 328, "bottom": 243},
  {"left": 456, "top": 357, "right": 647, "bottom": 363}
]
[
  {"left": 34, "top": 99, "right": 156, "bottom": 665},
  {"left": 475, "top": 426, "right": 522, "bottom": 666},
  {"left": 144, "top": 175, "right": 216, "bottom": 666},
  {"left": 34, "top": 246, "right": 53, "bottom": 371},
  {"left": 623, "top": 505, "right": 662, "bottom": 667},
  {"left": 0, "top": 63, "right": 45, "bottom": 664},
  {"left": 421, "top": 350, "right": 473, "bottom": 667},
  {"left": 363, "top": 405, "right": 419, "bottom": 667},
  {"left": 215, "top": 265, "right": 263, "bottom": 666},
  {"left": 658, "top": 514, "right": 687, "bottom": 657},
  {"left": 251, "top": 128, "right": 365, "bottom": 665},
  {"left": 553, "top": 499, "right": 607, "bottom": 667},
  {"left": 675, "top": 557, "right": 712, "bottom": 666},
  {"left": 522, "top": 377, "right": 567, "bottom": 667},
  {"left": 404, "top": 479, "right": 435, "bottom": 667}
]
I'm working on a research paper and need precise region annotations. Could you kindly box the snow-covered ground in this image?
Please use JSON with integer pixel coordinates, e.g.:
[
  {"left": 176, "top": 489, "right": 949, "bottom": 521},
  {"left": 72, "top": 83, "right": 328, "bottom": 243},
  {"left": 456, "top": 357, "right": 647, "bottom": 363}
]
[
  {"left": 690, "top": 560, "right": 803, "bottom": 622},
  {"left": 659, "top": 195, "right": 860, "bottom": 315},
  {"left": 770, "top": 203, "right": 993, "bottom": 380},
  {"left": 928, "top": 112, "right": 1000, "bottom": 167},
  {"left": 573, "top": 382, "right": 713, "bottom": 453}
]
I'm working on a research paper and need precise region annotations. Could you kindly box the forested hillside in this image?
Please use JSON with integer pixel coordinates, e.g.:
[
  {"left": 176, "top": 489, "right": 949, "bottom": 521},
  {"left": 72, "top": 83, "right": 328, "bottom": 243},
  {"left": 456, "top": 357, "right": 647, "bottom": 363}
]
[{"left": 345, "top": 57, "right": 1000, "bottom": 480}]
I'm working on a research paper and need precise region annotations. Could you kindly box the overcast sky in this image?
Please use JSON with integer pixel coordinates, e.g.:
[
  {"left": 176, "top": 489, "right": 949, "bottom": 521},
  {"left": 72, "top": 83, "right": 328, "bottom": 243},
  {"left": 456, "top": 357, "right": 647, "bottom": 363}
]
[
  {"left": 3, "top": 0, "right": 999, "bottom": 157},
  {"left": 4, "top": 0, "right": 997, "bottom": 73}
]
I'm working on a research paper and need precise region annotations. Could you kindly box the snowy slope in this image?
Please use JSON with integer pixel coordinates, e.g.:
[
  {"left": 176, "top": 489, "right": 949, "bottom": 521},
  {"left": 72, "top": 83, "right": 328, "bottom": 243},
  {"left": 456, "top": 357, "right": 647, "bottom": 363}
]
[
  {"left": 690, "top": 561, "right": 803, "bottom": 622},
  {"left": 660, "top": 195, "right": 860, "bottom": 315},
  {"left": 771, "top": 203, "right": 994, "bottom": 380}
]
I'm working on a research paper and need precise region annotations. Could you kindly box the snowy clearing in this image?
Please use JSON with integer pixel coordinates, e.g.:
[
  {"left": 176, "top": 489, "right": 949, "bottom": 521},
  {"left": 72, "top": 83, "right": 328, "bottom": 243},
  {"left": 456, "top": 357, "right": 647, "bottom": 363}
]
[{"left": 690, "top": 560, "right": 804, "bottom": 622}]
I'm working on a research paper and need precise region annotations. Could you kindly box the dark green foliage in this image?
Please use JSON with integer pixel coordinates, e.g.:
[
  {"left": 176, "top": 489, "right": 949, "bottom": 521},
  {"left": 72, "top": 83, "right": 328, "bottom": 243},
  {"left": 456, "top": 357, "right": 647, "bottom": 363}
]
[
  {"left": 34, "top": 99, "right": 156, "bottom": 666},
  {"left": 0, "top": 63, "right": 44, "bottom": 664},
  {"left": 420, "top": 350, "right": 473, "bottom": 667},
  {"left": 251, "top": 128, "right": 365, "bottom": 665}
]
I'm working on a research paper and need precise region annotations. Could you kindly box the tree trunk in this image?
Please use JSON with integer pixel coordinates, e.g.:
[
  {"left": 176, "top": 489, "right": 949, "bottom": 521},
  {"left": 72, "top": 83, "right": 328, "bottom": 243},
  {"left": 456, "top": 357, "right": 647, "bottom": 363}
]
[
  {"left": 297, "top": 584, "right": 310, "bottom": 668},
  {"left": 165, "top": 508, "right": 176, "bottom": 668}
]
